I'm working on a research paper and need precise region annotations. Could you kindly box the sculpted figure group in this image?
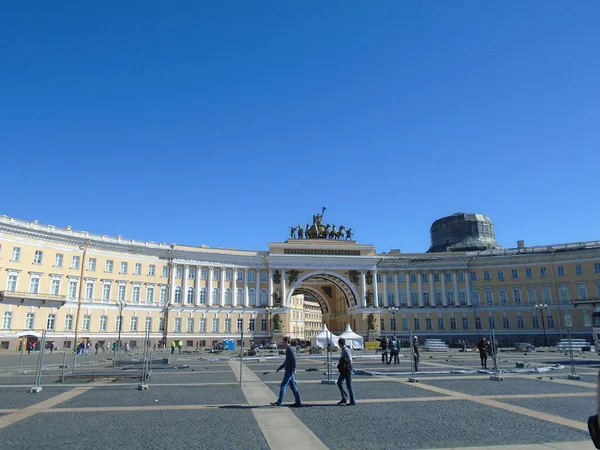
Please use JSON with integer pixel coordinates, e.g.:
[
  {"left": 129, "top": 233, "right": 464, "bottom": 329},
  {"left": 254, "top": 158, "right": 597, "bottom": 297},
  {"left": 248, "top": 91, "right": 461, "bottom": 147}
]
[{"left": 289, "top": 207, "right": 353, "bottom": 240}]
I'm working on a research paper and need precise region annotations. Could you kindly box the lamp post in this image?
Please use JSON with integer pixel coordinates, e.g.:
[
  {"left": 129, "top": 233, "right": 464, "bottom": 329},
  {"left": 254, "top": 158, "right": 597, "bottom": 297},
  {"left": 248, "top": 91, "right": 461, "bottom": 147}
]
[
  {"left": 265, "top": 306, "right": 275, "bottom": 343},
  {"left": 535, "top": 303, "right": 548, "bottom": 347},
  {"left": 116, "top": 300, "right": 126, "bottom": 349},
  {"left": 389, "top": 306, "right": 398, "bottom": 336}
]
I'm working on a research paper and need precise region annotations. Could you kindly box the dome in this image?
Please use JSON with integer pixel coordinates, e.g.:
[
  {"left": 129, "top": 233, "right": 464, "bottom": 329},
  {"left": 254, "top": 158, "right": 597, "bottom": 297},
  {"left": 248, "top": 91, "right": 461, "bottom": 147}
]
[{"left": 427, "top": 213, "right": 503, "bottom": 253}]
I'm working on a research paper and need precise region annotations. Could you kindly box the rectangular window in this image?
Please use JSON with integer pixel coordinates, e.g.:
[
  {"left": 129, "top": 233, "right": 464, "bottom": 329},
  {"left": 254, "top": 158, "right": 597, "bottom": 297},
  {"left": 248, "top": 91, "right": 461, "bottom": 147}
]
[
  {"left": 88, "top": 258, "right": 97, "bottom": 271},
  {"left": 160, "top": 286, "right": 168, "bottom": 304},
  {"left": 532, "top": 315, "right": 540, "bottom": 329},
  {"left": 512, "top": 288, "right": 522, "bottom": 305},
  {"left": 462, "top": 316, "right": 469, "bottom": 330},
  {"left": 11, "top": 247, "right": 21, "bottom": 262},
  {"left": 485, "top": 289, "right": 494, "bottom": 306},
  {"left": 444, "top": 272, "right": 452, "bottom": 283},
  {"left": 120, "top": 262, "right": 128, "bottom": 274},
  {"left": 450, "top": 317, "right": 456, "bottom": 330},
  {"left": 475, "top": 316, "right": 482, "bottom": 330},
  {"left": 55, "top": 253, "right": 64, "bottom": 268},
  {"left": 525, "top": 268, "right": 532, "bottom": 279},
  {"left": 499, "top": 289, "right": 507, "bottom": 305},
  {"left": 237, "top": 270, "right": 243, "bottom": 281},
  {"left": 102, "top": 283, "right": 111, "bottom": 301},
  {"left": 146, "top": 287, "right": 155, "bottom": 304},
  {"left": 174, "top": 317, "right": 182, "bottom": 332},
  {"left": 577, "top": 284, "right": 588, "bottom": 300},
  {"left": 434, "top": 291, "right": 442, "bottom": 306},
  {"left": 82, "top": 315, "right": 91, "bottom": 331},
  {"left": 398, "top": 273, "right": 405, "bottom": 282},
  {"left": 425, "top": 318, "right": 432, "bottom": 330},
  {"left": 46, "top": 314, "right": 56, "bottom": 330},
  {"left": 422, "top": 273, "right": 428, "bottom": 283},
  {"left": 249, "top": 318, "right": 255, "bottom": 331},
  {"left": 130, "top": 317, "right": 138, "bottom": 332},
  {"left": 100, "top": 315, "right": 107, "bottom": 331},
  {"left": 411, "top": 292, "right": 419, "bottom": 306},
  {"left": 65, "top": 314, "right": 73, "bottom": 330},
  {"left": 29, "top": 277, "right": 40, "bottom": 294},
  {"left": 237, "top": 318, "right": 243, "bottom": 331},
  {"left": 261, "top": 318, "right": 267, "bottom": 331},
  {"left": 503, "top": 316, "right": 510, "bottom": 329},
  {"left": 446, "top": 291, "right": 454, "bottom": 306},
  {"left": 386, "top": 273, "right": 393, "bottom": 283},
  {"left": 557, "top": 266, "right": 565, "bottom": 276},
  {"left": 387, "top": 292, "right": 395, "bottom": 306},
  {"left": 483, "top": 271, "right": 490, "bottom": 281},
  {"left": 25, "top": 313, "right": 35, "bottom": 329},
  {"left": 438, "top": 317, "right": 444, "bottom": 330},
  {"left": 471, "top": 290, "right": 480, "bottom": 306},
  {"left": 225, "top": 318, "right": 231, "bottom": 332},
  {"left": 433, "top": 272, "right": 440, "bottom": 283},
  {"left": 380, "top": 318, "right": 385, "bottom": 331},
  {"left": 410, "top": 273, "right": 417, "bottom": 283},
  {"left": 527, "top": 287, "right": 537, "bottom": 304},
  {"left": 159, "top": 316, "right": 166, "bottom": 332},
  {"left": 547, "top": 315, "right": 555, "bottom": 329},
  {"left": 149, "top": 265, "right": 156, "bottom": 276},
  {"left": 162, "top": 266, "right": 168, "bottom": 277},
  {"left": 118, "top": 285, "right": 126, "bottom": 301},
  {"left": 260, "top": 271, "right": 267, "bottom": 282},
  {"left": 175, "top": 266, "right": 183, "bottom": 278},
  {"left": 225, "top": 270, "right": 232, "bottom": 281},
  {"left": 7, "top": 274, "right": 18, "bottom": 292},
  {"left": 540, "top": 267, "right": 548, "bottom": 277},
  {"left": 34, "top": 250, "right": 43, "bottom": 264},
  {"left": 488, "top": 316, "right": 496, "bottom": 329},
  {"left": 214, "top": 269, "right": 220, "bottom": 281},
  {"left": 116, "top": 316, "right": 122, "bottom": 332},
  {"left": 468, "top": 271, "right": 476, "bottom": 281},
  {"left": 542, "top": 286, "right": 552, "bottom": 303},
  {"left": 212, "top": 318, "right": 219, "bottom": 332},
  {"left": 576, "top": 264, "right": 583, "bottom": 275},
  {"left": 67, "top": 280, "right": 79, "bottom": 298},
  {"left": 559, "top": 285, "right": 570, "bottom": 303},
  {"left": 132, "top": 286, "right": 141, "bottom": 303},
  {"left": 71, "top": 255, "right": 80, "bottom": 269},
  {"left": 511, "top": 269, "right": 519, "bottom": 279},
  {"left": 414, "top": 318, "right": 420, "bottom": 331},
  {"left": 517, "top": 315, "right": 524, "bottom": 329},
  {"left": 199, "top": 318, "right": 206, "bottom": 332},
  {"left": 459, "top": 291, "right": 466, "bottom": 306},
  {"left": 134, "top": 263, "right": 142, "bottom": 275},
  {"left": 50, "top": 279, "right": 61, "bottom": 296},
  {"left": 594, "top": 263, "right": 600, "bottom": 274},
  {"left": 2, "top": 312, "right": 12, "bottom": 330},
  {"left": 189, "top": 267, "right": 195, "bottom": 279},
  {"left": 497, "top": 270, "right": 504, "bottom": 281},
  {"left": 187, "top": 318, "right": 195, "bottom": 332},
  {"left": 105, "top": 260, "right": 114, "bottom": 273},
  {"left": 85, "top": 281, "right": 94, "bottom": 300},
  {"left": 248, "top": 271, "right": 255, "bottom": 282},
  {"left": 402, "top": 317, "right": 408, "bottom": 331},
  {"left": 457, "top": 272, "right": 464, "bottom": 282}
]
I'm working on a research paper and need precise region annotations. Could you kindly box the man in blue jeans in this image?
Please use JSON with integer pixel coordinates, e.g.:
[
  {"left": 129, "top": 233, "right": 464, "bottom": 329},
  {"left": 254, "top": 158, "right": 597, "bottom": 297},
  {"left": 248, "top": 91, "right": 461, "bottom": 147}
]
[
  {"left": 271, "top": 337, "right": 302, "bottom": 407},
  {"left": 336, "top": 338, "right": 356, "bottom": 405}
]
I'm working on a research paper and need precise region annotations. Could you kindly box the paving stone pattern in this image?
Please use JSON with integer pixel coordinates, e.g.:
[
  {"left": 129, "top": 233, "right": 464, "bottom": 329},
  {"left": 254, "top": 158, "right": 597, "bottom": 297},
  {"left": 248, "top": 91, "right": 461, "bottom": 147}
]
[
  {"left": 497, "top": 395, "right": 597, "bottom": 424},
  {"left": 0, "top": 387, "right": 74, "bottom": 409},
  {"left": 421, "top": 378, "right": 594, "bottom": 396}
]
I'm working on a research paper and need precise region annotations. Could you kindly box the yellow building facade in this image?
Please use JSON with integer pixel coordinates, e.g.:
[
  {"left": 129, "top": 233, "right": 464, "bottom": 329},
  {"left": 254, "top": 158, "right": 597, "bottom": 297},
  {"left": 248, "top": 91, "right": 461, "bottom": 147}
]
[{"left": 0, "top": 214, "right": 599, "bottom": 351}]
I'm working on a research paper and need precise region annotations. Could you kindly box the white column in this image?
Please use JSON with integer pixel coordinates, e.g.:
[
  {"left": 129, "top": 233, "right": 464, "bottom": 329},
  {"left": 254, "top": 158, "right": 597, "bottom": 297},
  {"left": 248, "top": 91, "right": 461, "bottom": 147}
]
[
  {"left": 383, "top": 272, "right": 388, "bottom": 307},
  {"left": 232, "top": 269, "right": 238, "bottom": 307},
  {"left": 281, "top": 269, "right": 286, "bottom": 307},
  {"left": 417, "top": 272, "right": 424, "bottom": 307},
  {"left": 268, "top": 269, "right": 274, "bottom": 307},
  {"left": 453, "top": 271, "right": 459, "bottom": 305},
  {"left": 361, "top": 271, "right": 367, "bottom": 308},
  {"left": 208, "top": 267, "right": 214, "bottom": 306},
  {"left": 219, "top": 267, "right": 225, "bottom": 307},
  {"left": 255, "top": 270, "right": 260, "bottom": 307},
  {"left": 182, "top": 265, "right": 189, "bottom": 305},
  {"left": 169, "top": 263, "right": 176, "bottom": 304},
  {"left": 466, "top": 270, "right": 472, "bottom": 306},
  {"left": 405, "top": 272, "right": 411, "bottom": 307},
  {"left": 195, "top": 265, "right": 201, "bottom": 305},
  {"left": 373, "top": 270, "right": 379, "bottom": 308},
  {"left": 441, "top": 271, "right": 448, "bottom": 306},
  {"left": 244, "top": 269, "right": 249, "bottom": 307},
  {"left": 429, "top": 272, "right": 435, "bottom": 307},
  {"left": 394, "top": 272, "right": 400, "bottom": 307}
]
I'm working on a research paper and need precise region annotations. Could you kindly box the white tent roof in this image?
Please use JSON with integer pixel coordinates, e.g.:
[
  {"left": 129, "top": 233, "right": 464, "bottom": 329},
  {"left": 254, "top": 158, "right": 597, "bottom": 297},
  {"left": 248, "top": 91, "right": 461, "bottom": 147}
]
[
  {"left": 312, "top": 324, "right": 340, "bottom": 349},
  {"left": 338, "top": 324, "right": 364, "bottom": 349}
]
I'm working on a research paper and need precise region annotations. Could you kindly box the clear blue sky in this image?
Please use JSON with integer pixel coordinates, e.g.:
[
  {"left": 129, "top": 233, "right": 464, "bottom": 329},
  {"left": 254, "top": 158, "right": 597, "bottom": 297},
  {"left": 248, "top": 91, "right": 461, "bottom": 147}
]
[{"left": 1, "top": 2, "right": 598, "bottom": 253}]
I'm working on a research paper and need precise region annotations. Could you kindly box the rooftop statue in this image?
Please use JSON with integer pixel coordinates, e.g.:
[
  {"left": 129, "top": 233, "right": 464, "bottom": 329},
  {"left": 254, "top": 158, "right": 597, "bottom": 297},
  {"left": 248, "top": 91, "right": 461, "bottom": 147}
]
[{"left": 290, "top": 207, "right": 354, "bottom": 240}]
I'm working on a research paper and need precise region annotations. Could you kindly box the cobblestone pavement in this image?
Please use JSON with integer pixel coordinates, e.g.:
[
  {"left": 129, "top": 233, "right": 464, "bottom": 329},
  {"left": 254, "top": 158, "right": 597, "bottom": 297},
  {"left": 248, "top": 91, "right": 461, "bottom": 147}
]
[{"left": 0, "top": 350, "right": 597, "bottom": 449}]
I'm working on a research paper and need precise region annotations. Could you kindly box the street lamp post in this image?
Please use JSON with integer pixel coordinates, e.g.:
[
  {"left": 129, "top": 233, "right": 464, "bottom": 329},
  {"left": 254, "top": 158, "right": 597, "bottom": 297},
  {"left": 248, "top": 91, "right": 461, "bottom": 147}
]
[
  {"left": 265, "top": 306, "right": 275, "bottom": 343},
  {"left": 113, "top": 300, "right": 126, "bottom": 366},
  {"left": 535, "top": 303, "right": 548, "bottom": 347},
  {"left": 389, "top": 306, "right": 398, "bottom": 336}
]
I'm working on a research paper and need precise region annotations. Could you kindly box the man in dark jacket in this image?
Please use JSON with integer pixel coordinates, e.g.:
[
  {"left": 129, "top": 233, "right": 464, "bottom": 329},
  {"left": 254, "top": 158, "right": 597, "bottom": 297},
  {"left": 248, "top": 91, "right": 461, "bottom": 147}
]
[
  {"left": 336, "top": 338, "right": 356, "bottom": 405},
  {"left": 478, "top": 336, "right": 489, "bottom": 369},
  {"left": 271, "top": 337, "right": 302, "bottom": 407}
]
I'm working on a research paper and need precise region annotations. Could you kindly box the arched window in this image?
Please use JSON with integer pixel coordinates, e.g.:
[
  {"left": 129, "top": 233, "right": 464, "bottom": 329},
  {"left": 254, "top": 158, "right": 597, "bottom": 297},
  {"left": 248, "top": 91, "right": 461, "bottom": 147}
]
[
  {"left": 212, "top": 288, "right": 219, "bottom": 305},
  {"left": 187, "top": 287, "right": 195, "bottom": 304},
  {"left": 225, "top": 288, "right": 232, "bottom": 305},
  {"left": 249, "top": 289, "right": 256, "bottom": 306},
  {"left": 260, "top": 289, "right": 268, "bottom": 306},
  {"left": 174, "top": 286, "right": 181, "bottom": 303},
  {"left": 236, "top": 289, "right": 243, "bottom": 306},
  {"left": 200, "top": 287, "right": 207, "bottom": 304}
]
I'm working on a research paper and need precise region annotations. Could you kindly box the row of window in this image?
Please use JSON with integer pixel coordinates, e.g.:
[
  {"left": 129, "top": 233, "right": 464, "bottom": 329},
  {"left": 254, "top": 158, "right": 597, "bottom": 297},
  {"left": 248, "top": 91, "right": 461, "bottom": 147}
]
[
  {"left": 1, "top": 312, "right": 267, "bottom": 333},
  {"left": 382, "top": 313, "right": 563, "bottom": 332},
  {"left": 376, "top": 283, "right": 600, "bottom": 307},
  {"left": 376, "top": 264, "right": 600, "bottom": 284}
]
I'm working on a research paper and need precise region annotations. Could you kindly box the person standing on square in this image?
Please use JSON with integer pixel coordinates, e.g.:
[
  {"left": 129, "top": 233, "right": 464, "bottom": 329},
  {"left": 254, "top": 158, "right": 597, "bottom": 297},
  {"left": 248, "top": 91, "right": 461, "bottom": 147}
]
[{"left": 336, "top": 338, "right": 356, "bottom": 406}]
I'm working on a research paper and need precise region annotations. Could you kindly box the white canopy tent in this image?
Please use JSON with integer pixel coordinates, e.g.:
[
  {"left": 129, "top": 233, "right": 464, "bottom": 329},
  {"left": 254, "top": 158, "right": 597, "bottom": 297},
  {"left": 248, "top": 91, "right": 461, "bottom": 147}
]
[
  {"left": 312, "top": 324, "right": 340, "bottom": 349},
  {"left": 338, "top": 324, "right": 364, "bottom": 349}
]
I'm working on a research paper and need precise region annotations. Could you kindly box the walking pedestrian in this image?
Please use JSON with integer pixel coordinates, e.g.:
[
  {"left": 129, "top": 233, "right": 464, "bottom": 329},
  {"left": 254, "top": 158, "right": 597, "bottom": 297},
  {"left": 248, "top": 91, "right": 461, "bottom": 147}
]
[
  {"left": 380, "top": 337, "right": 389, "bottom": 364},
  {"left": 270, "top": 337, "right": 302, "bottom": 407},
  {"left": 478, "top": 336, "right": 489, "bottom": 369},
  {"left": 95, "top": 342, "right": 100, "bottom": 355},
  {"left": 178, "top": 340, "right": 183, "bottom": 354},
  {"left": 388, "top": 336, "right": 398, "bottom": 365},
  {"left": 336, "top": 338, "right": 356, "bottom": 406},
  {"left": 412, "top": 336, "right": 421, "bottom": 372}
]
